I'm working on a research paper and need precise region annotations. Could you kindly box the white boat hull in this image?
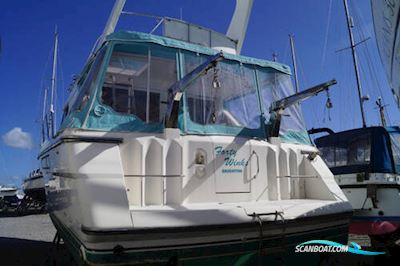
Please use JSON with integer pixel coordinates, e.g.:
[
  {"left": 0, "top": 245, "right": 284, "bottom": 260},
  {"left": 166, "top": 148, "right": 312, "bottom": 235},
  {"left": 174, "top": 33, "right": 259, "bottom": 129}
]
[
  {"left": 337, "top": 173, "right": 400, "bottom": 235},
  {"left": 40, "top": 129, "right": 352, "bottom": 264}
]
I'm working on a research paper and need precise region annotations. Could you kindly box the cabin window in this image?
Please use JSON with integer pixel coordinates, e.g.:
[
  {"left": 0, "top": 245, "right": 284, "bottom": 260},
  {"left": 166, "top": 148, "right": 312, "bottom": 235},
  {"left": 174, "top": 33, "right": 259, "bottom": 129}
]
[
  {"left": 318, "top": 132, "right": 371, "bottom": 167},
  {"left": 319, "top": 146, "right": 335, "bottom": 167},
  {"left": 101, "top": 44, "right": 177, "bottom": 123},
  {"left": 41, "top": 156, "right": 50, "bottom": 170},
  {"left": 71, "top": 48, "right": 106, "bottom": 112},
  {"left": 183, "top": 53, "right": 260, "bottom": 129},
  {"left": 347, "top": 135, "right": 371, "bottom": 165}
]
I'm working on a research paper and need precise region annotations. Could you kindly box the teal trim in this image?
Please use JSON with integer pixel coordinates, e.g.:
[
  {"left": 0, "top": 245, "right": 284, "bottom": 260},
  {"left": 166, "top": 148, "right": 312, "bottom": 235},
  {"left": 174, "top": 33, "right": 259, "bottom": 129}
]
[
  {"left": 280, "top": 131, "right": 311, "bottom": 145},
  {"left": 106, "top": 31, "right": 292, "bottom": 75},
  {"left": 183, "top": 116, "right": 265, "bottom": 138}
]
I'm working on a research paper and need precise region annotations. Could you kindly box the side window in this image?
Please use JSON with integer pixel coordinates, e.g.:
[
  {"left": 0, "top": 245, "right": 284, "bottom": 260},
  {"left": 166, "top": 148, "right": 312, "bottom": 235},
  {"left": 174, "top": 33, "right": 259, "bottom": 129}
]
[
  {"left": 319, "top": 146, "right": 335, "bottom": 167},
  {"left": 347, "top": 134, "right": 371, "bottom": 165},
  {"left": 101, "top": 44, "right": 177, "bottom": 123},
  {"left": 71, "top": 48, "right": 106, "bottom": 112},
  {"left": 41, "top": 156, "right": 50, "bottom": 170}
]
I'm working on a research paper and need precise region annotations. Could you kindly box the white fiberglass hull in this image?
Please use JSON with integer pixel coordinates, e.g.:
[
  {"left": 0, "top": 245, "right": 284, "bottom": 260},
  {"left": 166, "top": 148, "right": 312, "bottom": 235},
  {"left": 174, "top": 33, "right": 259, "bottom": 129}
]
[
  {"left": 40, "top": 129, "right": 351, "bottom": 265},
  {"left": 337, "top": 173, "right": 400, "bottom": 236},
  {"left": 0, "top": 188, "right": 17, "bottom": 198}
]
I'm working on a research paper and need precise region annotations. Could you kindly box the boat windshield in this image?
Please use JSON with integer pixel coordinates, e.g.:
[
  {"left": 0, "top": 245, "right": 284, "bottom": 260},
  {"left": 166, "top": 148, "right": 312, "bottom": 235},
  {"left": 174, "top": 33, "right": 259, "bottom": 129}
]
[
  {"left": 100, "top": 43, "right": 177, "bottom": 123},
  {"left": 183, "top": 53, "right": 261, "bottom": 129},
  {"left": 62, "top": 35, "right": 310, "bottom": 144}
]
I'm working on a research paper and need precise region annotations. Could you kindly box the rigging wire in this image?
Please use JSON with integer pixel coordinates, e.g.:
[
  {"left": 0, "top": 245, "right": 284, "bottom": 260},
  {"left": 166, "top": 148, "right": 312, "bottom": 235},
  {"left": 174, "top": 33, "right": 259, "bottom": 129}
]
[
  {"left": 57, "top": 39, "right": 65, "bottom": 128},
  {"left": 321, "top": 0, "right": 333, "bottom": 69},
  {"left": 350, "top": 0, "right": 392, "bottom": 125}
]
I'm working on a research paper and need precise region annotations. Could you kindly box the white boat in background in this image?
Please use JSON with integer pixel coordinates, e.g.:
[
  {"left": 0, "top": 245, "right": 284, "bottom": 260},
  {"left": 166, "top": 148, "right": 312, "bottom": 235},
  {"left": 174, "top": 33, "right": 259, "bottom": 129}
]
[
  {"left": 39, "top": 0, "right": 352, "bottom": 264},
  {"left": 372, "top": 0, "right": 400, "bottom": 108},
  {"left": 0, "top": 185, "right": 19, "bottom": 210},
  {"left": 0, "top": 185, "right": 17, "bottom": 197},
  {"left": 22, "top": 169, "right": 46, "bottom": 203}
]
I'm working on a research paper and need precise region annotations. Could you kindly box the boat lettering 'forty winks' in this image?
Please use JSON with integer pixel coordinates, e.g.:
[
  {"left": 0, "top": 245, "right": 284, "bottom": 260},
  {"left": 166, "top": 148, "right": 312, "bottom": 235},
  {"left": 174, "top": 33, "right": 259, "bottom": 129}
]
[{"left": 38, "top": 0, "right": 352, "bottom": 265}]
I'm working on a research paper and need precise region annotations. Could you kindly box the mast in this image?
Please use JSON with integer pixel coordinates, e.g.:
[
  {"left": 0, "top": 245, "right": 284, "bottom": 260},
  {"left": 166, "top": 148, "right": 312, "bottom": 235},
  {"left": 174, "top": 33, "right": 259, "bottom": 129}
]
[
  {"left": 289, "top": 34, "right": 300, "bottom": 93},
  {"left": 41, "top": 88, "right": 48, "bottom": 143},
  {"left": 96, "top": 0, "right": 126, "bottom": 52},
  {"left": 375, "top": 97, "right": 387, "bottom": 127},
  {"left": 226, "top": 0, "right": 254, "bottom": 54},
  {"left": 343, "top": 0, "right": 367, "bottom": 128},
  {"left": 49, "top": 26, "right": 58, "bottom": 138}
]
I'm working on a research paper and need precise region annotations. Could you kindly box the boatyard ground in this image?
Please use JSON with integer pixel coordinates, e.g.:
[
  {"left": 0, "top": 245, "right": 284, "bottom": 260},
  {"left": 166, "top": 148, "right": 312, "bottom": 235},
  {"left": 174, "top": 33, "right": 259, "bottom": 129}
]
[{"left": 0, "top": 214, "right": 398, "bottom": 266}]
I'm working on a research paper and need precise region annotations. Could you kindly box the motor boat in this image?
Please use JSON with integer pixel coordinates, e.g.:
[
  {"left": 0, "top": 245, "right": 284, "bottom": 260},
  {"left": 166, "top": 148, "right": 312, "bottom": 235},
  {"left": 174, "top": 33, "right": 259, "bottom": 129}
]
[
  {"left": 22, "top": 169, "right": 46, "bottom": 203},
  {"left": 39, "top": 0, "right": 352, "bottom": 264},
  {"left": 315, "top": 126, "right": 400, "bottom": 237}
]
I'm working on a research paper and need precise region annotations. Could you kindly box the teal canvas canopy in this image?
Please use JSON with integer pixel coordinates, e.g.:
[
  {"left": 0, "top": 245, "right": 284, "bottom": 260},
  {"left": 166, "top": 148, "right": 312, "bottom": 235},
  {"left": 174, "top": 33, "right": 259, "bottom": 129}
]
[{"left": 59, "top": 31, "right": 310, "bottom": 145}]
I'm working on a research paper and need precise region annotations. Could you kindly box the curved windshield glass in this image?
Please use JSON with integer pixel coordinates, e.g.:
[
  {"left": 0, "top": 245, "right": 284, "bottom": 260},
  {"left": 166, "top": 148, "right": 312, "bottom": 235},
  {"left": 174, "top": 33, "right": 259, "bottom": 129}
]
[
  {"left": 101, "top": 43, "right": 177, "bottom": 123},
  {"left": 184, "top": 53, "right": 260, "bottom": 129}
]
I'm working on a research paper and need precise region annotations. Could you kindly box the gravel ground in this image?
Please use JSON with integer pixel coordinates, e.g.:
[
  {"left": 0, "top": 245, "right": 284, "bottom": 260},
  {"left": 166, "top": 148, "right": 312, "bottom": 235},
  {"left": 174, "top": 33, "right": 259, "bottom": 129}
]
[
  {"left": 0, "top": 214, "right": 56, "bottom": 241},
  {"left": 0, "top": 214, "right": 398, "bottom": 265},
  {"left": 0, "top": 214, "right": 75, "bottom": 266}
]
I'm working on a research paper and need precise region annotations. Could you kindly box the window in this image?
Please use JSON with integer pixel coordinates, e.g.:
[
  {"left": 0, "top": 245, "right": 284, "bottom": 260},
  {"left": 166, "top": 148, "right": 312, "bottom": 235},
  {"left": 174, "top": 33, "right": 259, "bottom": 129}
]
[
  {"left": 101, "top": 44, "right": 177, "bottom": 123},
  {"left": 347, "top": 135, "right": 371, "bottom": 165},
  {"left": 184, "top": 52, "right": 260, "bottom": 129},
  {"left": 41, "top": 156, "right": 50, "bottom": 170},
  {"left": 70, "top": 48, "right": 106, "bottom": 112},
  {"left": 317, "top": 131, "right": 371, "bottom": 167},
  {"left": 319, "top": 146, "right": 335, "bottom": 167}
]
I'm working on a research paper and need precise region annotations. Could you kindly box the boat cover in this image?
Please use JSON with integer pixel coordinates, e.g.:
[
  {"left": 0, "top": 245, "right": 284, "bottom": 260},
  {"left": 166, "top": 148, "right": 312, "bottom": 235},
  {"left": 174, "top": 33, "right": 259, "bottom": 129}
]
[
  {"left": 315, "top": 126, "right": 400, "bottom": 175},
  {"left": 60, "top": 31, "right": 310, "bottom": 145}
]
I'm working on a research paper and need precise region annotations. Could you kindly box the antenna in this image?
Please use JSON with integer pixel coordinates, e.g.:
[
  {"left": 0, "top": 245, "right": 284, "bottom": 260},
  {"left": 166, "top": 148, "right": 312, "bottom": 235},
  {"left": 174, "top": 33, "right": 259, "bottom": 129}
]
[
  {"left": 49, "top": 26, "right": 58, "bottom": 138},
  {"left": 289, "top": 34, "right": 300, "bottom": 93},
  {"left": 226, "top": 0, "right": 254, "bottom": 54},
  {"left": 343, "top": 0, "right": 367, "bottom": 128},
  {"left": 375, "top": 97, "right": 387, "bottom": 127},
  {"left": 272, "top": 52, "right": 278, "bottom": 62}
]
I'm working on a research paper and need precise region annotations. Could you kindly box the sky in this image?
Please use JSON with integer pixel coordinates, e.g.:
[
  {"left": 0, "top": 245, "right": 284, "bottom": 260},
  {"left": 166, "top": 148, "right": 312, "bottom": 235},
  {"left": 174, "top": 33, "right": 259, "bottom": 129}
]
[{"left": 0, "top": 0, "right": 398, "bottom": 186}]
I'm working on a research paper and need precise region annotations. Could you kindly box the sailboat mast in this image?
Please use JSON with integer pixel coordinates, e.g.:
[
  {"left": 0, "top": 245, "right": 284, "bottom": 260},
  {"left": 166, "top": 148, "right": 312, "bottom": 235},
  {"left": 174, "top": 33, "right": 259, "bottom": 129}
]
[
  {"left": 343, "top": 0, "right": 367, "bottom": 128},
  {"left": 289, "top": 34, "right": 299, "bottom": 93},
  {"left": 49, "top": 27, "right": 58, "bottom": 138},
  {"left": 41, "top": 88, "right": 48, "bottom": 143},
  {"left": 375, "top": 97, "right": 387, "bottom": 127}
]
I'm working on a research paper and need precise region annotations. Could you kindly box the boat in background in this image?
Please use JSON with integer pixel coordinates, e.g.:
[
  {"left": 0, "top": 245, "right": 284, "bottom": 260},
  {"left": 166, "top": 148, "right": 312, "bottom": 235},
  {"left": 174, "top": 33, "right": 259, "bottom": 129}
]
[
  {"left": 0, "top": 185, "right": 19, "bottom": 211},
  {"left": 313, "top": 0, "right": 400, "bottom": 248},
  {"left": 22, "top": 169, "right": 46, "bottom": 203},
  {"left": 39, "top": 0, "right": 352, "bottom": 264},
  {"left": 18, "top": 169, "right": 47, "bottom": 213},
  {"left": 314, "top": 126, "right": 400, "bottom": 238}
]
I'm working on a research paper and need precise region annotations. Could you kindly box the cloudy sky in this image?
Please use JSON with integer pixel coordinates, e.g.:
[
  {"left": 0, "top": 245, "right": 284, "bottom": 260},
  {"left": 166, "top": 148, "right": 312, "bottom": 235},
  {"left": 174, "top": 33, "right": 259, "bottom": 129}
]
[{"left": 0, "top": 0, "right": 398, "bottom": 186}]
